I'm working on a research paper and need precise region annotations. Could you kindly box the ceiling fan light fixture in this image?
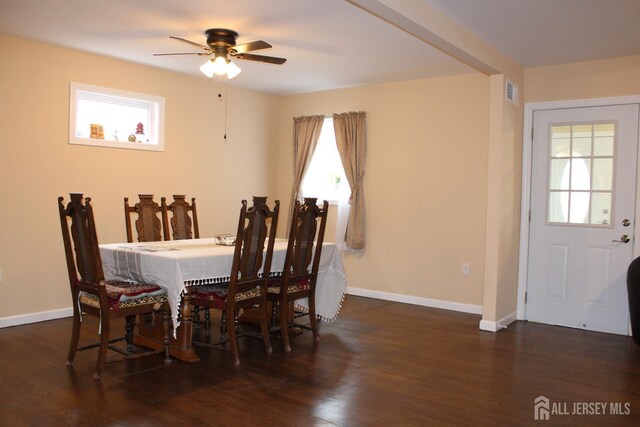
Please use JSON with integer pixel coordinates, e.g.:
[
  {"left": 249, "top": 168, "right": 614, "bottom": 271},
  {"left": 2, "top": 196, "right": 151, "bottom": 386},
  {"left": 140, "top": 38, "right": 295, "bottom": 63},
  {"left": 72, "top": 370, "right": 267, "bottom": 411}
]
[
  {"left": 162, "top": 28, "right": 282, "bottom": 80},
  {"left": 226, "top": 60, "right": 241, "bottom": 79},
  {"left": 212, "top": 56, "right": 228, "bottom": 76},
  {"left": 199, "top": 59, "right": 216, "bottom": 78},
  {"left": 199, "top": 57, "right": 241, "bottom": 79}
]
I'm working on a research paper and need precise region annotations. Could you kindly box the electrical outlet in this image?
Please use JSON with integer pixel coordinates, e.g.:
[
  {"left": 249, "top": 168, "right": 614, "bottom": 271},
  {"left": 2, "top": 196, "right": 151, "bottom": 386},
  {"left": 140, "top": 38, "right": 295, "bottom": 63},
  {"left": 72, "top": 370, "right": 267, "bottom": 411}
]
[{"left": 462, "top": 263, "right": 470, "bottom": 276}]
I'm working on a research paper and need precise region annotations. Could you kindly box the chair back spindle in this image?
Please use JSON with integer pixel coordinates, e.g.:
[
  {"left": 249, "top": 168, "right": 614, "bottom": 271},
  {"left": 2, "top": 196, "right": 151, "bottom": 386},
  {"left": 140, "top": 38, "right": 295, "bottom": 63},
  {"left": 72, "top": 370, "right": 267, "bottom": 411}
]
[
  {"left": 286, "top": 198, "right": 328, "bottom": 281},
  {"left": 161, "top": 195, "right": 199, "bottom": 240},
  {"left": 59, "top": 193, "right": 105, "bottom": 288},
  {"left": 230, "top": 197, "right": 279, "bottom": 297},
  {"left": 124, "top": 194, "right": 163, "bottom": 243}
]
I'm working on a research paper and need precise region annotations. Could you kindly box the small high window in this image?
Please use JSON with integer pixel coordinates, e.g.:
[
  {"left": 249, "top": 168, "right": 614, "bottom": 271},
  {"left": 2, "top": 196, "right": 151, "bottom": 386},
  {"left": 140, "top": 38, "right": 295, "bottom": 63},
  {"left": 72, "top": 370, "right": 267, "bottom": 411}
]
[{"left": 69, "top": 82, "right": 165, "bottom": 151}]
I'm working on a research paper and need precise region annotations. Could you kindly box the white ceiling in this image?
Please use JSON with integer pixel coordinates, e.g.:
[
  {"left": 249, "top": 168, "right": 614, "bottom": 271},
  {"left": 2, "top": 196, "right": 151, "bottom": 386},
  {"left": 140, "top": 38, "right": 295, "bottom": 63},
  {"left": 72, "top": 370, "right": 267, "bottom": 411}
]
[
  {"left": 425, "top": 0, "right": 640, "bottom": 67},
  {"left": 0, "top": 0, "right": 638, "bottom": 95}
]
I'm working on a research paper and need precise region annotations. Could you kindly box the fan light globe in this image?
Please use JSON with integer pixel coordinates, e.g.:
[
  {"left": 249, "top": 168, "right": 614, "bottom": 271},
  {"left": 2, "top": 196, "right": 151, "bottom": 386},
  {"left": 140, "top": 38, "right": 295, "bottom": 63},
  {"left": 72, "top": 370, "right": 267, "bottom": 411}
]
[
  {"left": 212, "top": 56, "right": 228, "bottom": 75},
  {"left": 199, "top": 57, "right": 242, "bottom": 79},
  {"left": 227, "top": 61, "right": 241, "bottom": 79},
  {"left": 199, "top": 59, "right": 216, "bottom": 78}
]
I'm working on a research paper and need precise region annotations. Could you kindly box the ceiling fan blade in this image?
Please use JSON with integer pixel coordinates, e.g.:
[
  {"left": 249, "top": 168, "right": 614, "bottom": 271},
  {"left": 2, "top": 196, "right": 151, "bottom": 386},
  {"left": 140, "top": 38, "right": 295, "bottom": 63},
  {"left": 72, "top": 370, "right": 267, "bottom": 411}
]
[
  {"left": 153, "top": 52, "right": 209, "bottom": 56},
  {"left": 232, "top": 40, "right": 272, "bottom": 54},
  {"left": 233, "top": 53, "right": 287, "bottom": 64},
  {"left": 169, "top": 36, "right": 210, "bottom": 51}
]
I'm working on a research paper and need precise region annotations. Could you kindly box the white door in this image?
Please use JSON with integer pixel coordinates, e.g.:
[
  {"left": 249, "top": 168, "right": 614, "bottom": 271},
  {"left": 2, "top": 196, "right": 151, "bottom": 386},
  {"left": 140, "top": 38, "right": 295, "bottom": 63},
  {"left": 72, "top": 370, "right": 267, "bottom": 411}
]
[{"left": 526, "top": 104, "right": 640, "bottom": 335}]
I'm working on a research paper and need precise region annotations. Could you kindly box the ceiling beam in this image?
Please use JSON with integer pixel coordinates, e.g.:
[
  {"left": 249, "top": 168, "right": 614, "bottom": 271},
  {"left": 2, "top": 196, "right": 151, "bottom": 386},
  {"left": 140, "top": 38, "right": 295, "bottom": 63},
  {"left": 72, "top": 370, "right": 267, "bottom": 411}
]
[{"left": 346, "top": 0, "right": 523, "bottom": 79}]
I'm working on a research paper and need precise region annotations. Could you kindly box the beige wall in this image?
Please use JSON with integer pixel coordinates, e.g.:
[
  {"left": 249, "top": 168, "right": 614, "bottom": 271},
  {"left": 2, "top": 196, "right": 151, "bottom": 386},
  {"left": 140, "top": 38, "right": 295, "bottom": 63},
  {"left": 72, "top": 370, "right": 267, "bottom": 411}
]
[
  {"left": 0, "top": 34, "right": 491, "bottom": 322},
  {"left": 355, "top": 0, "right": 526, "bottom": 326},
  {"left": 525, "top": 55, "right": 640, "bottom": 102},
  {"left": 276, "top": 73, "right": 490, "bottom": 306},
  {"left": 0, "top": 35, "right": 279, "bottom": 319},
  {"left": 481, "top": 75, "right": 523, "bottom": 325},
  {"left": 7, "top": 31, "right": 634, "bottom": 326}
]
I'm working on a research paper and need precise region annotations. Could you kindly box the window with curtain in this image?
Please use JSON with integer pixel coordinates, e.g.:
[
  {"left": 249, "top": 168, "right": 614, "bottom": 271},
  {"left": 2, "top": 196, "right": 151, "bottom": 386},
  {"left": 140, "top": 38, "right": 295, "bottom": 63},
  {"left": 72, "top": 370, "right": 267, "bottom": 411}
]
[
  {"left": 292, "top": 111, "right": 366, "bottom": 250},
  {"left": 300, "top": 117, "right": 349, "bottom": 203}
]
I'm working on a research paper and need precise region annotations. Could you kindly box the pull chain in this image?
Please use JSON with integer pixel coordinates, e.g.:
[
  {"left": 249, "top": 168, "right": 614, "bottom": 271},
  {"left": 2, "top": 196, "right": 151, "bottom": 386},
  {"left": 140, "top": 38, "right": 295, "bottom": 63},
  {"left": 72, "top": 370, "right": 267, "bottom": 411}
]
[
  {"left": 224, "top": 83, "right": 229, "bottom": 142},
  {"left": 217, "top": 82, "right": 229, "bottom": 142}
]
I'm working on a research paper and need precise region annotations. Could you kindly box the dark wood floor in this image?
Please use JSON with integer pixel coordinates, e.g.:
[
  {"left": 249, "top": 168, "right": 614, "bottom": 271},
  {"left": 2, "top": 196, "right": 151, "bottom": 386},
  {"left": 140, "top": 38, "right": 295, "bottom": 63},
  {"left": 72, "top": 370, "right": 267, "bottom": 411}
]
[{"left": 1, "top": 296, "right": 639, "bottom": 426}]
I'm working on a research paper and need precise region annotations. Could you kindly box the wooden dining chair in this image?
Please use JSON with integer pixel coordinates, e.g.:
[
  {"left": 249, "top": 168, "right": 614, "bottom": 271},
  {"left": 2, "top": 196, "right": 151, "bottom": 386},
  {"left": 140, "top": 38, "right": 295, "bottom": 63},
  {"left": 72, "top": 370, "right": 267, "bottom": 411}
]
[
  {"left": 160, "top": 195, "right": 206, "bottom": 329},
  {"left": 191, "top": 196, "right": 279, "bottom": 366},
  {"left": 161, "top": 195, "right": 199, "bottom": 240},
  {"left": 268, "top": 197, "right": 328, "bottom": 352},
  {"left": 124, "top": 194, "right": 163, "bottom": 243},
  {"left": 59, "top": 193, "right": 171, "bottom": 379}
]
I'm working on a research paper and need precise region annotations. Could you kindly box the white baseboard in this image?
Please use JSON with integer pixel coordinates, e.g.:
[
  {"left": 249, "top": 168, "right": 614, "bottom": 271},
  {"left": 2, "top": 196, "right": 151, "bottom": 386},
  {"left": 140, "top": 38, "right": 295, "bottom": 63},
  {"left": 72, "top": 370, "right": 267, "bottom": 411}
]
[
  {"left": 346, "top": 287, "right": 483, "bottom": 315},
  {"left": 3, "top": 289, "right": 486, "bottom": 328},
  {"left": 479, "top": 311, "right": 517, "bottom": 332},
  {"left": 0, "top": 307, "right": 73, "bottom": 329}
]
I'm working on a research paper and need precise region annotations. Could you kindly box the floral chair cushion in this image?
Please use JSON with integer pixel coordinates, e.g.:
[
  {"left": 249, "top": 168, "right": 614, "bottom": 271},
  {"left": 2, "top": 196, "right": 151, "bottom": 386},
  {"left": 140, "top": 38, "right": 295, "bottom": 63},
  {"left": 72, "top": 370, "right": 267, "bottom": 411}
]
[
  {"left": 192, "top": 282, "right": 262, "bottom": 310},
  {"left": 79, "top": 280, "right": 167, "bottom": 310},
  {"left": 267, "top": 278, "right": 310, "bottom": 295}
]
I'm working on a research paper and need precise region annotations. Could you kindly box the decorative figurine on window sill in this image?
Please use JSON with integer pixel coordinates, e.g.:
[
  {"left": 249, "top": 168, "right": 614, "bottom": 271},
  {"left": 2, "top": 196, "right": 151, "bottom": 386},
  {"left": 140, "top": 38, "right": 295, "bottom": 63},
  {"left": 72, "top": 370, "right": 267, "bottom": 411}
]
[{"left": 135, "top": 122, "right": 147, "bottom": 142}]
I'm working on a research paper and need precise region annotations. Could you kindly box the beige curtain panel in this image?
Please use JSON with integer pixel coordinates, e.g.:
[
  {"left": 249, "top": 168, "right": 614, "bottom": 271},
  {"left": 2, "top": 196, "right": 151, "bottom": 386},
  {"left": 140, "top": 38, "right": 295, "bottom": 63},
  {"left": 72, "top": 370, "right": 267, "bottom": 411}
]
[
  {"left": 333, "top": 111, "right": 367, "bottom": 249},
  {"left": 290, "top": 115, "right": 325, "bottom": 227}
]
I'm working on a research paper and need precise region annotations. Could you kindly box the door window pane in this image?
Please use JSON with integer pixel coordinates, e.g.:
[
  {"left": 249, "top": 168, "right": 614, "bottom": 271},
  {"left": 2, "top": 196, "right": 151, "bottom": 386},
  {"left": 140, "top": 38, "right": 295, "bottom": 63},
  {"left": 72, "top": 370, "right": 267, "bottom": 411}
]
[
  {"left": 592, "top": 159, "right": 613, "bottom": 191},
  {"left": 549, "top": 191, "right": 568, "bottom": 223},
  {"left": 572, "top": 137, "right": 592, "bottom": 157},
  {"left": 569, "top": 192, "right": 590, "bottom": 224},
  {"left": 546, "top": 122, "right": 615, "bottom": 226},
  {"left": 550, "top": 159, "right": 570, "bottom": 190},
  {"left": 551, "top": 125, "right": 571, "bottom": 157},
  {"left": 590, "top": 193, "right": 612, "bottom": 225},
  {"left": 570, "top": 159, "right": 591, "bottom": 191}
]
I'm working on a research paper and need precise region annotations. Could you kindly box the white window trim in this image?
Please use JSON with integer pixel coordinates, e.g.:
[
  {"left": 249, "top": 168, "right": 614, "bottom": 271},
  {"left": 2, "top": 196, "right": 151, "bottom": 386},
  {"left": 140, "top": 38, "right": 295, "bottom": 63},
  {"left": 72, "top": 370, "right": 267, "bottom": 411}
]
[{"left": 68, "top": 82, "right": 165, "bottom": 152}]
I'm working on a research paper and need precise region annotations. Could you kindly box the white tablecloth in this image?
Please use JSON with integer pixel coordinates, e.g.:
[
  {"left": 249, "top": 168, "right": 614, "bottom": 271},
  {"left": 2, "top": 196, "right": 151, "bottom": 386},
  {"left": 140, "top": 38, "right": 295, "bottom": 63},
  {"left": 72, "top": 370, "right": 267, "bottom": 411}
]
[{"left": 99, "top": 238, "right": 347, "bottom": 330}]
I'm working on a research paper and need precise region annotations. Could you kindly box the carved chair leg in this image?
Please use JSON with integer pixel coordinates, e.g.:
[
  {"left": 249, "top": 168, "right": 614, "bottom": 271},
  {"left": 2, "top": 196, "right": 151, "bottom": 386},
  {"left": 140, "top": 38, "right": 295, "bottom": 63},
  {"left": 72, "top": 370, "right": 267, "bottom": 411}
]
[
  {"left": 94, "top": 317, "right": 110, "bottom": 380},
  {"left": 142, "top": 312, "right": 154, "bottom": 328},
  {"left": 226, "top": 307, "right": 240, "bottom": 366},
  {"left": 125, "top": 315, "right": 135, "bottom": 351},
  {"left": 308, "top": 295, "right": 320, "bottom": 343},
  {"left": 279, "top": 299, "right": 291, "bottom": 353},
  {"left": 260, "top": 301, "right": 273, "bottom": 354},
  {"left": 192, "top": 306, "right": 200, "bottom": 329},
  {"left": 270, "top": 300, "right": 278, "bottom": 330},
  {"left": 162, "top": 307, "right": 172, "bottom": 364},
  {"left": 220, "top": 310, "right": 228, "bottom": 341},
  {"left": 204, "top": 308, "right": 211, "bottom": 337},
  {"left": 66, "top": 311, "right": 82, "bottom": 366}
]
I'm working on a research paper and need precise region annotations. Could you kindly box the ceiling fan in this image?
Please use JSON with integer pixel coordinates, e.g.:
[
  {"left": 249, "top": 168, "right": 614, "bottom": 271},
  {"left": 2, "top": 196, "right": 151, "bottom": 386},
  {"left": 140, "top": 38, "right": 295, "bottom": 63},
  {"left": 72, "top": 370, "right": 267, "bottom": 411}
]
[{"left": 154, "top": 28, "right": 287, "bottom": 79}]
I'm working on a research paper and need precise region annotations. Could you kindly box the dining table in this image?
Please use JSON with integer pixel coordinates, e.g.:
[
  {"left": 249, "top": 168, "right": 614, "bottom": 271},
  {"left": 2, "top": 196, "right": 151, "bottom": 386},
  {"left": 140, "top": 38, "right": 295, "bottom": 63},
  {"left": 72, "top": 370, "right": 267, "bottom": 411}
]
[{"left": 99, "top": 238, "right": 347, "bottom": 362}]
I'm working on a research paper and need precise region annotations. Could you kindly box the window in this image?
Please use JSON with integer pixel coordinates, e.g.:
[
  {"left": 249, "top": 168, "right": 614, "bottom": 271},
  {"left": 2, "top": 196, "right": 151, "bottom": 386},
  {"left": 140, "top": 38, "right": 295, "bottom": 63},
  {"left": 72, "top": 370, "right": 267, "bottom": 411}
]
[
  {"left": 547, "top": 122, "right": 615, "bottom": 226},
  {"left": 301, "top": 117, "right": 349, "bottom": 203},
  {"left": 69, "top": 82, "right": 165, "bottom": 151}
]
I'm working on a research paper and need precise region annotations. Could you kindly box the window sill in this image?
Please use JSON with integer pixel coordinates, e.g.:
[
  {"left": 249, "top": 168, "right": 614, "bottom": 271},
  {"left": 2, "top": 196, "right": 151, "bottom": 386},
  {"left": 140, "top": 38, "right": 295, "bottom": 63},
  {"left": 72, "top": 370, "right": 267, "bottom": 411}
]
[{"left": 69, "top": 137, "right": 163, "bottom": 152}]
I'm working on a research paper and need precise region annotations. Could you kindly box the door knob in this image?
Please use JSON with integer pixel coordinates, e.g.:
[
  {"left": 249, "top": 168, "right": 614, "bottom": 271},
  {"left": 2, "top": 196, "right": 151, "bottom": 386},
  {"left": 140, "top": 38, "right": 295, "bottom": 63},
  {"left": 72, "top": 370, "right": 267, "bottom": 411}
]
[
  {"left": 612, "top": 235, "right": 630, "bottom": 243},
  {"left": 622, "top": 219, "right": 631, "bottom": 227}
]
